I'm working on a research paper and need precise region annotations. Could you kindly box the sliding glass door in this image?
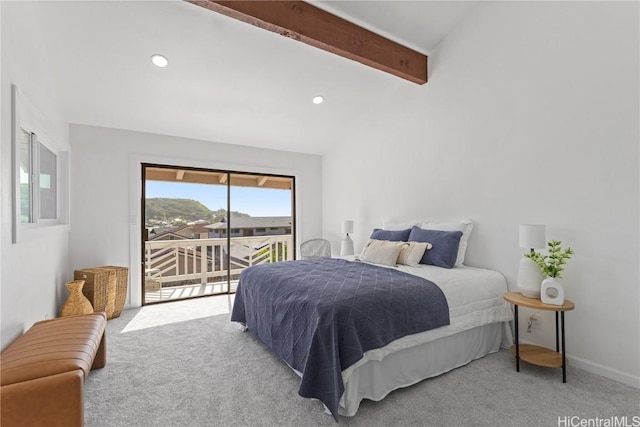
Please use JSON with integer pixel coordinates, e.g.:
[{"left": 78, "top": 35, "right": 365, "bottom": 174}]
[
  {"left": 227, "top": 173, "right": 294, "bottom": 293},
  {"left": 141, "top": 164, "right": 294, "bottom": 304}
]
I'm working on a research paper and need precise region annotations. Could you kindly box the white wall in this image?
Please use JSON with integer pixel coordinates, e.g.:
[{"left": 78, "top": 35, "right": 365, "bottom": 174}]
[
  {"left": 1, "top": 2, "right": 71, "bottom": 349},
  {"left": 69, "top": 124, "right": 323, "bottom": 307},
  {"left": 323, "top": 2, "right": 639, "bottom": 386}
]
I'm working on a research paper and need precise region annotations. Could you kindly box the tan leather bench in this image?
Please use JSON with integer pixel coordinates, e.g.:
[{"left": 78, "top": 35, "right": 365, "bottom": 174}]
[{"left": 0, "top": 312, "right": 107, "bottom": 427}]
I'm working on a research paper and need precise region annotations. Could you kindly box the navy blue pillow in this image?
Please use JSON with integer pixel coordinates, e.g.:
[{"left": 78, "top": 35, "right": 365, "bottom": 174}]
[
  {"left": 408, "top": 226, "right": 463, "bottom": 269},
  {"left": 370, "top": 228, "right": 411, "bottom": 242}
]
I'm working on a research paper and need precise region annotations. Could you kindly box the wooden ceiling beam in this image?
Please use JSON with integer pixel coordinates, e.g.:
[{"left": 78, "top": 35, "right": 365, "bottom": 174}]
[{"left": 187, "top": 0, "right": 427, "bottom": 85}]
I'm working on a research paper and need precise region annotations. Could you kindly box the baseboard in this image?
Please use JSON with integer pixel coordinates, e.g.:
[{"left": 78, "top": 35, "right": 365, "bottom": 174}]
[
  {"left": 505, "top": 340, "right": 640, "bottom": 389},
  {"left": 568, "top": 354, "right": 640, "bottom": 389}
]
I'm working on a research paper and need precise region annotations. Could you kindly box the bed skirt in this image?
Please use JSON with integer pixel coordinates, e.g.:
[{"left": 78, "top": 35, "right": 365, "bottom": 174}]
[{"left": 334, "top": 321, "right": 511, "bottom": 416}]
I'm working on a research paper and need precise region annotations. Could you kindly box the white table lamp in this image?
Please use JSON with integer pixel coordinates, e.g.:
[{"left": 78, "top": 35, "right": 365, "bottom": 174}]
[
  {"left": 517, "top": 224, "right": 546, "bottom": 298},
  {"left": 340, "top": 220, "right": 354, "bottom": 256}
]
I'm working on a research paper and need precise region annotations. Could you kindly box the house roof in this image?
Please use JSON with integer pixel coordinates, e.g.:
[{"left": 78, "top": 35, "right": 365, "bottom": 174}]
[
  {"left": 206, "top": 216, "right": 292, "bottom": 230},
  {"left": 191, "top": 223, "right": 213, "bottom": 234},
  {"left": 149, "top": 225, "right": 191, "bottom": 240},
  {"left": 149, "top": 223, "right": 212, "bottom": 240}
]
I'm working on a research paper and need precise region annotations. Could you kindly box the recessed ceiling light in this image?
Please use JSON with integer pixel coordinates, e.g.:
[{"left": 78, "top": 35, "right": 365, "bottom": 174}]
[
  {"left": 312, "top": 96, "right": 324, "bottom": 105},
  {"left": 151, "top": 54, "right": 169, "bottom": 68}
]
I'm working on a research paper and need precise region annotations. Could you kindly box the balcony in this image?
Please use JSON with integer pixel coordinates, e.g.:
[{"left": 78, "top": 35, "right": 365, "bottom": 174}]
[{"left": 144, "top": 234, "right": 293, "bottom": 303}]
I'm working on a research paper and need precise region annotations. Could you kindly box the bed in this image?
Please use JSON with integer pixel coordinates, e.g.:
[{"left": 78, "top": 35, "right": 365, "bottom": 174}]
[{"left": 231, "top": 257, "right": 513, "bottom": 419}]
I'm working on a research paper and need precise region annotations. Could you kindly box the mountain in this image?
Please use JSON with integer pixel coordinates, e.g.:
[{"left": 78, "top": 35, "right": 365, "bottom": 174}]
[
  {"left": 145, "top": 198, "right": 250, "bottom": 225},
  {"left": 210, "top": 208, "right": 250, "bottom": 223},
  {"left": 145, "top": 198, "right": 211, "bottom": 223}
]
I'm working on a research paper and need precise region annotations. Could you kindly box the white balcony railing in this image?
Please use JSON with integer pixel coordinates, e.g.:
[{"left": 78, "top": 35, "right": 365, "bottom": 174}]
[{"left": 144, "top": 235, "right": 293, "bottom": 287}]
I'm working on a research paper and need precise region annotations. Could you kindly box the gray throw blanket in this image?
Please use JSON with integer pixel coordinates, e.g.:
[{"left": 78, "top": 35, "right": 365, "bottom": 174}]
[{"left": 231, "top": 258, "right": 450, "bottom": 420}]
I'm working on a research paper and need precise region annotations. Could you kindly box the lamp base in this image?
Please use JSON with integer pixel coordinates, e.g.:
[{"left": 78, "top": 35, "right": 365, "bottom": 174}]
[
  {"left": 341, "top": 235, "right": 354, "bottom": 257},
  {"left": 517, "top": 257, "right": 543, "bottom": 298}
]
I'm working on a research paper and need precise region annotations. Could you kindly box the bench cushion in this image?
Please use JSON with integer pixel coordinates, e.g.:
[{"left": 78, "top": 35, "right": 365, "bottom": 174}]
[{"left": 1, "top": 313, "right": 106, "bottom": 386}]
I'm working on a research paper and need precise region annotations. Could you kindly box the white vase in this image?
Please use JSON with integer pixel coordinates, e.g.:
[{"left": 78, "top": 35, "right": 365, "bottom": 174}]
[
  {"left": 517, "top": 257, "right": 543, "bottom": 298},
  {"left": 541, "top": 277, "right": 565, "bottom": 305}
]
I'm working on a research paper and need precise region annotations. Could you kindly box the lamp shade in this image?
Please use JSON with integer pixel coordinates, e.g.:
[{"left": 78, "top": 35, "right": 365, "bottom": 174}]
[
  {"left": 519, "top": 224, "right": 546, "bottom": 249},
  {"left": 342, "top": 220, "right": 354, "bottom": 235}
]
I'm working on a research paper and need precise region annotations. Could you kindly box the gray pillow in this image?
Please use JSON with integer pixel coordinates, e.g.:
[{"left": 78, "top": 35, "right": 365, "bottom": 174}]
[
  {"left": 370, "top": 228, "right": 411, "bottom": 242},
  {"left": 408, "top": 226, "right": 463, "bottom": 269}
]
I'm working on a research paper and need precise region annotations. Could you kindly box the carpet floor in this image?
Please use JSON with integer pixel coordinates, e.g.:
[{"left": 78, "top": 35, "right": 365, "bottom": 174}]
[{"left": 85, "top": 296, "right": 639, "bottom": 427}]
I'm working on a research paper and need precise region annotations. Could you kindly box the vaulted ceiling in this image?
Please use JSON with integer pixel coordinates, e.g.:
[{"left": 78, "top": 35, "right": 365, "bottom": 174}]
[{"left": 8, "top": 1, "right": 477, "bottom": 155}]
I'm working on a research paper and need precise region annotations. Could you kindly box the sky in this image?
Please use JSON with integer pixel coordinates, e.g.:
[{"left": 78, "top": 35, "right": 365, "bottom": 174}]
[{"left": 145, "top": 181, "right": 292, "bottom": 217}]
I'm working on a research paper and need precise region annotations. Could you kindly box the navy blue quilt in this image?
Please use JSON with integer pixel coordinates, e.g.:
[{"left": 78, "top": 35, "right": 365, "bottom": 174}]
[{"left": 230, "top": 258, "right": 450, "bottom": 420}]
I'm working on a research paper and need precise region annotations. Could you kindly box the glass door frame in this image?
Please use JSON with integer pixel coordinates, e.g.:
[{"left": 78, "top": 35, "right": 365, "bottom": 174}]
[{"left": 141, "top": 163, "right": 296, "bottom": 305}]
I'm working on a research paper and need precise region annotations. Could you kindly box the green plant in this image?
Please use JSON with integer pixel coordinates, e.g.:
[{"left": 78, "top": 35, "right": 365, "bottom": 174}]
[{"left": 524, "top": 240, "right": 575, "bottom": 278}]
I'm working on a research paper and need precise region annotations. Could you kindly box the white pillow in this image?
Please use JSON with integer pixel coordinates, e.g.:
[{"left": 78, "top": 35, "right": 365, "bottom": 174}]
[
  {"left": 381, "top": 221, "right": 419, "bottom": 231},
  {"left": 397, "top": 241, "right": 431, "bottom": 266},
  {"left": 419, "top": 219, "right": 474, "bottom": 267},
  {"left": 361, "top": 239, "right": 405, "bottom": 266}
]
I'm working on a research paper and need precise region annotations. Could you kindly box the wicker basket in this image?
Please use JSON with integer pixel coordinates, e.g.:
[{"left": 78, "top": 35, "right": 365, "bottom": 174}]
[
  {"left": 74, "top": 268, "right": 116, "bottom": 319},
  {"left": 98, "top": 266, "right": 128, "bottom": 318}
]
